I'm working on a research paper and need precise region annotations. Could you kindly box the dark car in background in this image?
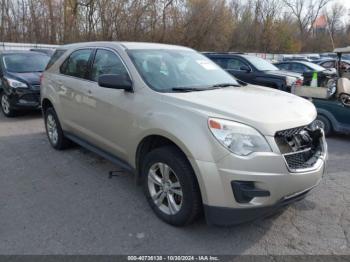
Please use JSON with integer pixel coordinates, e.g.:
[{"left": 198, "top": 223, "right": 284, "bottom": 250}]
[
  {"left": 0, "top": 51, "right": 50, "bottom": 117},
  {"left": 274, "top": 61, "right": 336, "bottom": 87},
  {"left": 312, "top": 98, "right": 350, "bottom": 136},
  {"left": 204, "top": 53, "right": 303, "bottom": 92},
  {"left": 317, "top": 58, "right": 350, "bottom": 72}
]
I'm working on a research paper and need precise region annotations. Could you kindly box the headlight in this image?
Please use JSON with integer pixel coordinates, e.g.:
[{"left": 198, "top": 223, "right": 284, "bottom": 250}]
[
  {"left": 5, "top": 78, "right": 28, "bottom": 88},
  {"left": 208, "top": 118, "right": 271, "bottom": 156}
]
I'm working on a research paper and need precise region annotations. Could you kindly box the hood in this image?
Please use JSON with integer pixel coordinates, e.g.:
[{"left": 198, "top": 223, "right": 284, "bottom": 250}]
[
  {"left": 322, "top": 69, "right": 337, "bottom": 76},
  {"left": 165, "top": 85, "right": 316, "bottom": 136},
  {"left": 266, "top": 70, "right": 302, "bottom": 79},
  {"left": 6, "top": 72, "right": 42, "bottom": 86}
]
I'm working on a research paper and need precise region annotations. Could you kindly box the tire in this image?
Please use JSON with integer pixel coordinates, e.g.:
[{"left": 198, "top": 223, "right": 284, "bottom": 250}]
[
  {"left": 44, "top": 107, "right": 71, "bottom": 150},
  {"left": 340, "top": 93, "right": 350, "bottom": 107},
  {"left": 142, "top": 146, "right": 202, "bottom": 226},
  {"left": 313, "top": 115, "right": 332, "bottom": 136},
  {"left": 1, "top": 93, "right": 16, "bottom": 117}
]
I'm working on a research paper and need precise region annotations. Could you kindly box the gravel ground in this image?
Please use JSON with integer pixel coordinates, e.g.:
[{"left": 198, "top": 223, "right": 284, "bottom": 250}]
[{"left": 0, "top": 112, "right": 349, "bottom": 255}]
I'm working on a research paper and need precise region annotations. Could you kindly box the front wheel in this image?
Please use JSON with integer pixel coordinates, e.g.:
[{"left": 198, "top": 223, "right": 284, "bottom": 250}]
[
  {"left": 44, "top": 107, "right": 71, "bottom": 150},
  {"left": 1, "top": 93, "right": 16, "bottom": 117},
  {"left": 142, "top": 146, "right": 202, "bottom": 226}
]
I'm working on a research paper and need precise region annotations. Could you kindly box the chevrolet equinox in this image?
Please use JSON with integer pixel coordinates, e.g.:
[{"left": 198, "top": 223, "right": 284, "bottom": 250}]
[{"left": 41, "top": 42, "right": 327, "bottom": 226}]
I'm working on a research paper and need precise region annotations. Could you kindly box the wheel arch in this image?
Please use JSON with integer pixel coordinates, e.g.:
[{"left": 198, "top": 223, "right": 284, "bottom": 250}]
[
  {"left": 41, "top": 98, "right": 54, "bottom": 113},
  {"left": 316, "top": 108, "right": 337, "bottom": 131},
  {"left": 134, "top": 132, "right": 207, "bottom": 207},
  {"left": 135, "top": 133, "right": 194, "bottom": 177}
]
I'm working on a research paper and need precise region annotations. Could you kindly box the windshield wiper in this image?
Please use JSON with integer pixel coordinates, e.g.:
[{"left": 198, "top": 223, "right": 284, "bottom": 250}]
[
  {"left": 171, "top": 83, "right": 241, "bottom": 92},
  {"left": 171, "top": 87, "right": 209, "bottom": 92},
  {"left": 211, "top": 83, "right": 241, "bottom": 88}
]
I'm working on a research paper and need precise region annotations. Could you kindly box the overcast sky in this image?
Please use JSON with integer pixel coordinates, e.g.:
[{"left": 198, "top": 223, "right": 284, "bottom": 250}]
[{"left": 334, "top": 0, "right": 350, "bottom": 11}]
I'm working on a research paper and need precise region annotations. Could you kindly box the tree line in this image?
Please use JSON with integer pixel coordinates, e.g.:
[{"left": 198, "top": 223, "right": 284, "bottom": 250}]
[{"left": 0, "top": 0, "right": 349, "bottom": 53}]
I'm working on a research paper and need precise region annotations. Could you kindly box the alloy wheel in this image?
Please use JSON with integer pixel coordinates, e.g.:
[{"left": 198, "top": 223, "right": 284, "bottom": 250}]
[
  {"left": 147, "top": 162, "right": 183, "bottom": 215},
  {"left": 1, "top": 94, "right": 10, "bottom": 114},
  {"left": 46, "top": 114, "right": 59, "bottom": 145}
]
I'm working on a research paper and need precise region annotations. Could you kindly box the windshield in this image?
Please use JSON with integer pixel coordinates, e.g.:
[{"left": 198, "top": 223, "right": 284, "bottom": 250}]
[
  {"left": 3, "top": 53, "right": 50, "bottom": 73},
  {"left": 244, "top": 56, "right": 279, "bottom": 71},
  {"left": 127, "top": 49, "right": 239, "bottom": 92},
  {"left": 301, "top": 61, "right": 327, "bottom": 71}
]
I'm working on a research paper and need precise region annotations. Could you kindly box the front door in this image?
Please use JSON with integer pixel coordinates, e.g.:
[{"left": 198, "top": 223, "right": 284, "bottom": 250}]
[
  {"left": 80, "top": 48, "right": 135, "bottom": 160},
  {"left": 225, "top": 58, "right": 254, "bottom": 84}
]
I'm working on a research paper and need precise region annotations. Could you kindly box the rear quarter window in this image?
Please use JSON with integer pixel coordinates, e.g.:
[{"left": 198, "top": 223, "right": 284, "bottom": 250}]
[{"left": 46, "top": 50, "right": 66, "bottom": 70}]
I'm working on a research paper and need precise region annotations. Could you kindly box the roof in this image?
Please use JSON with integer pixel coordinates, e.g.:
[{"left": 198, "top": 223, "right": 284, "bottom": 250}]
[
  {"left": 334, "top": 46, "right": 350, "bottom": 53},
  {"left": 60, "top": 41, "right": 192, "bottom": 51},
  {"left": 121, "top": 42, "right": 192, "bottom": 50}
]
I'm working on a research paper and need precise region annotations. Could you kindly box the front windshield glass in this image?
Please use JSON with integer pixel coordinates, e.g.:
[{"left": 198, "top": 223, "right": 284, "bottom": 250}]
[
  {"left": 244, "top": 56, "right": 279, "bottom": 71},
  {"left": 3, "top": 53, "right": 50, "bottom": 73},
  {"left": 127, "top": 49, "right": 239, "bottom": 92}
]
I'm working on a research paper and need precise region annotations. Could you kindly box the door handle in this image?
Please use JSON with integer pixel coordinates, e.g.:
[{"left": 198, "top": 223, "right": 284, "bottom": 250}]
[{"left": 87, "top": 90, "right": 93, "bottom": 96}]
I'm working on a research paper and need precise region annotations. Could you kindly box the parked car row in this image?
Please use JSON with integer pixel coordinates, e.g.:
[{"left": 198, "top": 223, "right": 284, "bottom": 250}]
[
  {"left": 203, "top": 51, "right": 350, "bottom": 137},
  {"left": 274, "top": 60, "right": 336, "bottom": 87}
]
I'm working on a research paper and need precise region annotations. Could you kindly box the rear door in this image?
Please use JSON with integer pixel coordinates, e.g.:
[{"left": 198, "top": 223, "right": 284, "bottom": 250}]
[{"left": 55, "top": 48, "right": 95, "bottom": 136}]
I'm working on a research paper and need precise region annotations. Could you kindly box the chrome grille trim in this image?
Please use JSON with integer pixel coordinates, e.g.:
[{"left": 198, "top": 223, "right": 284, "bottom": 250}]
[{"left": 275, "top": 126, "right": 306, "bottom": 138}]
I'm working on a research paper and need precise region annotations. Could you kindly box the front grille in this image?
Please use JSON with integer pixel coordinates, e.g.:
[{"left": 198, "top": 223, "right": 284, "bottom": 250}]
[
  {"left": 275, "top": 126, "right": 323, "bottom": 172},
  {"left": 275, "top": 126, "right": 306, "bottom": 138},
  {"left": 21, "top": 93, "right": 40, "bottom": 103},
  {"left": 284, "top": 149, "right": 321, "bottom": 170}
]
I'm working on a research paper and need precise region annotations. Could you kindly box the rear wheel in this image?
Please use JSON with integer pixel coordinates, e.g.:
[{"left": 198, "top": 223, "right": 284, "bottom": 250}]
[
  {"left": 312, "top": 115, "right": 332, "bottom": 136},
  {"left": 1, "top": 93, "right": 16, "bottom": 117},
  {"left": 142, "top": 146, "right": 202, "bottom": 226},
  {"left": 44, "top": 107, "right": 71, "bottom": 150}
]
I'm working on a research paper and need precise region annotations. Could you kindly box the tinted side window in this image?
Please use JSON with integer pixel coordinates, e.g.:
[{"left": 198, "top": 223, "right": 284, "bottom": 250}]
[
  {"left": 211, "top": 58, "right": 228, "bottom": 69},
  {"left": 291, "top": 63, "right": 307, "bottom": 73},
  {"left": 226, "top": 58, "right": 248, "bottom": 71},
  {"left": 91, "top": 49, "right": 129, "bottom": 82},
  {"left": 276, "top": 63, "right": 290, "bottom": 70},
  {"left": 60, "top": 49, "right": 93, "bottom": 79},
  {"left": 46, "top": 50, "right": 66, "bottom": 70},
  {"left": 210, "top": 58, "right": 248, "bottom": 70}
]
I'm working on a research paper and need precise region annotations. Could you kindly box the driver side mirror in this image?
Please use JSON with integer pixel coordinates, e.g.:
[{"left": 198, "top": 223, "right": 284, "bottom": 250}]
[
  {"left": 240, "top": 65, "right": 251, "bottom": 73},
  {"left": 98, "top": 74, "right": 133, "bottom": 92}
]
